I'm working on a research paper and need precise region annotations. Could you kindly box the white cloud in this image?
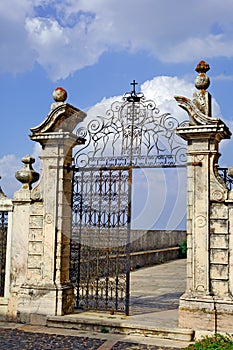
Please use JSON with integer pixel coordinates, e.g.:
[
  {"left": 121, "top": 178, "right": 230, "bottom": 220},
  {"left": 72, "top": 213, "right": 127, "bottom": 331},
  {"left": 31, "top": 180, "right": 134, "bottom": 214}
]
[
  {"left": 73, "top": 75, "right": 202, "bottom": 230},
  {"left": 0, "top": 155, "right": 21, "bottom": 198},
  {"left": 161, "top": 34, "right": 233, "bottom": 63},
  {"left": 0, "top": 5, "right": 36, "bottom": 74},
  {"left": 1, "top": 1, "right": 233, "bottom": 79}
]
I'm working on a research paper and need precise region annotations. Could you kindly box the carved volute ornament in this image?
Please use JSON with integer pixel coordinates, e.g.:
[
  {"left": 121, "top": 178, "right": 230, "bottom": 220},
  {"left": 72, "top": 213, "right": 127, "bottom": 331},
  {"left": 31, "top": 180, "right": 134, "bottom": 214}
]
[
  {"left": 15, "top": 155, "right": 40, "bottom": 190},
  {"left": 175, "top": 60, "right": 231, "bottom": 129}
]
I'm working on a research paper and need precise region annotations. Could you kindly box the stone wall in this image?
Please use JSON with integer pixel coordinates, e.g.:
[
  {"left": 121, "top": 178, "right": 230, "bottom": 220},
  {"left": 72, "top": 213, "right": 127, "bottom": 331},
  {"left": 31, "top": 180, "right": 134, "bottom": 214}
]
[
  {"left": 130, "top": 230, "right": 186, "bottom": 270},
  {"left": 130, "top": 230, "right": 186, "bottom": 252}
]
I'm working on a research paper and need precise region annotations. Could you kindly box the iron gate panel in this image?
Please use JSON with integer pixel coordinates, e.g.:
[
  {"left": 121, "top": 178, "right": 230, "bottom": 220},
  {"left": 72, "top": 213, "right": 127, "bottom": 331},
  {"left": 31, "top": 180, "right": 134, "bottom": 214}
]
[
  {"left": 0, "top": 211, "right": 8, "bottom": 297},
  {"left": 71, "top": 168, "right": 131, "bottom": 314},
  {"left": 70, "top": 82, "right": 187, "bottom": 314}
]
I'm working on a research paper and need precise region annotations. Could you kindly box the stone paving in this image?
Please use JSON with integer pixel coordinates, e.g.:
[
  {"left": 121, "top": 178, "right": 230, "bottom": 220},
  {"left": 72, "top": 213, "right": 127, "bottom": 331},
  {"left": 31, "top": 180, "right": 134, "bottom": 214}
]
[
  {"left": 0, "top": 328, "right": 104, "bottom": 349},
  {"left": 0, "top": 328, "right": 185, "bottom": 349},
  {"left": 0, "top": 260, "right": 189, "bottom": 349}
]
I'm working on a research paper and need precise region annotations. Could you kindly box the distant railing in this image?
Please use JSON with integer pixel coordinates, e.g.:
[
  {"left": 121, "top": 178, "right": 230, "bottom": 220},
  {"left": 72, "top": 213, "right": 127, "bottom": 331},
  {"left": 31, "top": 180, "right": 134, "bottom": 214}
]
[{"left": 218, "top": 167, "right": 233, "bottom": 190}]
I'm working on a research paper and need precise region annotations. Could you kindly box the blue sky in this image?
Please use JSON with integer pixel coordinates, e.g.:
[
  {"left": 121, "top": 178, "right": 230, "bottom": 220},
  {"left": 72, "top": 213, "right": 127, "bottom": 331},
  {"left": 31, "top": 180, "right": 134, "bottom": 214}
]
[{"left": 1, "top": 0, "right": 233, "bottom": 229}]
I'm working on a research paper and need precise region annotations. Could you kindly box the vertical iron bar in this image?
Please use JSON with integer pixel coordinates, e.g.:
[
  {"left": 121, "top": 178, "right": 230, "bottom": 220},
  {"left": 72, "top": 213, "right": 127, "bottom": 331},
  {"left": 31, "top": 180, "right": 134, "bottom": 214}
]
[
  {"left": 124, "top": 99, "right": 136, "bottom": 315},
  {"left": 115, "top": 170, "right": 122, "bottom": 311},
  {"left": 125, "top": 167, "right": 132, "bottom": 315},
  {"left": 97, "top": 169, "right": 103, "bottom": 307},
  {"left": 95, "top": 171, "right": 100, "bottom": 309},
  {"left": 105, "top": 169, "right": 112, "bottom": 309},
  {"left": 70, "top": 167, "right": 75, "bottom": 303},
  {"left": 76, "top": 171, "right": 83, "bottom": 308}
]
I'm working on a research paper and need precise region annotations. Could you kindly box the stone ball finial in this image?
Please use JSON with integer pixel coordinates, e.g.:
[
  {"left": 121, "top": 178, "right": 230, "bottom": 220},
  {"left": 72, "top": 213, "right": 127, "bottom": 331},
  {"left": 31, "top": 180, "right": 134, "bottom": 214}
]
[
  {"left": 52, "top": 87, "right": 68, "bottom": 102},
  {"left": 194, "top": 60, "right": 210, "bottom": 91}
]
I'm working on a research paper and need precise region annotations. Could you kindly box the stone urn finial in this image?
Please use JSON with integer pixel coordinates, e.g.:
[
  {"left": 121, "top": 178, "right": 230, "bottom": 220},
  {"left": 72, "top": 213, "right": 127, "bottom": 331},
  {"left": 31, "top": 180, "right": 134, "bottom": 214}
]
[
  {"left": 15, "top": 155, "right": 40, "bottom": 190},
  {"left": 192, "top": 60, "right": 212, "bottom": 118},
  {"left": 195, "top": 60, "right": 210, "bottom": 91}
]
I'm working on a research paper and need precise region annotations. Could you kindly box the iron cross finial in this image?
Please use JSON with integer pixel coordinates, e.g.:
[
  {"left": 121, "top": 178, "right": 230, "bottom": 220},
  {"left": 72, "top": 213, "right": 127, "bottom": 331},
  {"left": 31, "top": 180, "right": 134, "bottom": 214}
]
[
  {"left": 130, "top": 80, "right": 138, "bottom": 95},
  {"left": 125, "top": 79, "right": 143, "bottom": 102}
]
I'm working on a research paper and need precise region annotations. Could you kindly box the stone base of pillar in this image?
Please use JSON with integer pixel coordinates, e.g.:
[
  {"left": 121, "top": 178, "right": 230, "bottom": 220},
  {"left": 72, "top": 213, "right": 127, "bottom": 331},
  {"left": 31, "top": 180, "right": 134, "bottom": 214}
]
[
  {"left": 16, "top": 283, "right": 74, "bottom": 324},
  {"left": 179, "top": 294, "right": 233, "bottom": 333}
]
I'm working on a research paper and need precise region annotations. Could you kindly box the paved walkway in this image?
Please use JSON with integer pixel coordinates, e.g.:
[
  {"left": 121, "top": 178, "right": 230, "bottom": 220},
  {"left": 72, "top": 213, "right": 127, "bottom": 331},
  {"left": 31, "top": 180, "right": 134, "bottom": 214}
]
[
  {"left": 129, "top": 258, "right": 186, "bottom": 327},
  {"left": 0, "top": 259, "right": 191, "bottom": 349}
]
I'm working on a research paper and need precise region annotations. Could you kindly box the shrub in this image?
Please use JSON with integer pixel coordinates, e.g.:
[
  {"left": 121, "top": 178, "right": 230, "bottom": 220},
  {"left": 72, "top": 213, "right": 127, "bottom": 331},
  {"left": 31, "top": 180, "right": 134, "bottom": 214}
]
[
  {"left": 185, "top": 333, "right": 233, "bottom": 349},
  {"left": 179, "top": 239, "right": 187, "bottom": 258}
]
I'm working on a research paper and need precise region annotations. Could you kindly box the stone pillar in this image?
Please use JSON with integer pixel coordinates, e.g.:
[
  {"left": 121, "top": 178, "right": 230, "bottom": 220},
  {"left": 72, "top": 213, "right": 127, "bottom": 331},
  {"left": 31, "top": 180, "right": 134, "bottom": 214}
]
[
  {"left": 175, "top": 61, "right": 233, "bottom": 332},
  {"left": 7, "top": 156, "right": 39, "bottom": 320},
  {"left": 0, "top": 181, "right": 13, "bottom": 318},
  {"left": 10, "top": 88, "right": 86, "bottom": 323}
]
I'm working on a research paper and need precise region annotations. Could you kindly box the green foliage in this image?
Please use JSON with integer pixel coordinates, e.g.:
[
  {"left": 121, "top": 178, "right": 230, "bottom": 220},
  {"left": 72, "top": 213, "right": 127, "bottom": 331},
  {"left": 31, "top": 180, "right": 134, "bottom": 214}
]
[
  {"left": 185, "top": 333, "right": 233, "bottom": 349},
  {"left": 179, "top": 239, "right": 187, "bottom": 258},
  {"left": 100, "top": 327, "right": 109, "bottom": 333}
]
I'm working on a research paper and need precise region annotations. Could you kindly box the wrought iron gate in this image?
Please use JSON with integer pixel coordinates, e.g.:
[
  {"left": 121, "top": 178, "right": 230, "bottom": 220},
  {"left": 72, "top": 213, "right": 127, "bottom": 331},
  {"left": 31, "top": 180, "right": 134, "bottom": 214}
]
[
  {"left": 71, "top": 168, "right": 131, "bottom": 313},
  {"left": 70, "top": 81, "right": 187, "bottom": 314}
]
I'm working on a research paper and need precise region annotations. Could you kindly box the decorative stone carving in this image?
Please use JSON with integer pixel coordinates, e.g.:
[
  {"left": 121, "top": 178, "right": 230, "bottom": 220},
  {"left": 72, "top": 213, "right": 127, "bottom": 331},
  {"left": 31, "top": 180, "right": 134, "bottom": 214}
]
[
  {"left": 175, "top": 60, "right": 231, "bottom": 129},
  {"left": 195, "top": 215, "right": 206, "bottom": 228},
  {"left": 31, "top": 183, "right": 42, "bottom": 201},
  {"left": 211, "top": 190, "right": 224, "bottom": 202},
  {"left": 15, "top": 155, "right": 39, "bottom": 190}
]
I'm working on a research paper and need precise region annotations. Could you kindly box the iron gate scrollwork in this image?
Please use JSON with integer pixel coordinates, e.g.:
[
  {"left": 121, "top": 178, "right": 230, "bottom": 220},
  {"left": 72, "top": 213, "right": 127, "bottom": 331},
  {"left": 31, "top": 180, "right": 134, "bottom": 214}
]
[{"left": 70, "top": 82, "right": 187, "bottom": 314}]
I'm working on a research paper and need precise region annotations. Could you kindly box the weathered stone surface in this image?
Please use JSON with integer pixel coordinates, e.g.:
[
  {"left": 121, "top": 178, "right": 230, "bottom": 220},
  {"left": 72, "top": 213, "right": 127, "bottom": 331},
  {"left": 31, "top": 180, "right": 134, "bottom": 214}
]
[
  {"left": 210, "top": 234, "right": 228, "bottom": 249},
  {"left": 210, "top": 203, "right": 228, "bottom": 219},
  {"left": 210, "top": 264, "right": 228, "bottom": 279},
  {"left": 210, "top": 219, "right": 228, "bottom": 234},
  {"left": 211, "top": 280, "right": 230, "bottom": 297},
  {"left": 210, "top": 249, "right": 228, "bottom": 264},
  {"left": 176, "top": 61, "right": 233, "bottom": 333},
  {"left": 7, "top": 91, "right": 86, "bottom": 321}
]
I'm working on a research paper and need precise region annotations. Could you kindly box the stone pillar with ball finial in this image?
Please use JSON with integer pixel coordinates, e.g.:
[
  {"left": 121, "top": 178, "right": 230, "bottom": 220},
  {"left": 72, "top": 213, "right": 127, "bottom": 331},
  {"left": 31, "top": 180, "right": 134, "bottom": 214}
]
[
  {"left": 8, "top": 88, "right": 86, "bottom": 323},
  {"left": 175, "top": 61, "right": 233, "bottom": 333}
]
